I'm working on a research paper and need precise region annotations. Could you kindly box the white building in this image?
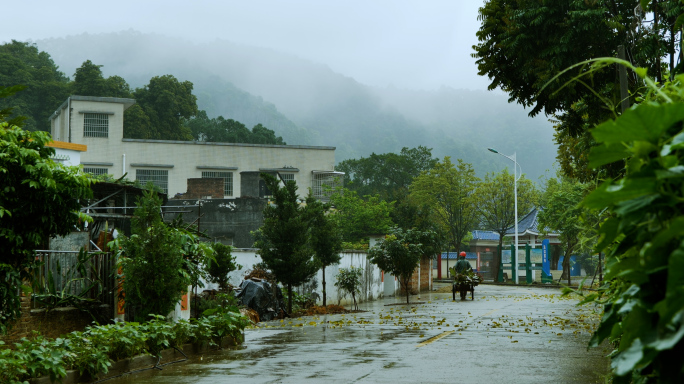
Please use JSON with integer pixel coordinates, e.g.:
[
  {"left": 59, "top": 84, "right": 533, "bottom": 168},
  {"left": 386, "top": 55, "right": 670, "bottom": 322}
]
[{"left": 50, "top": 95, "right": 341, "bottom": 198}]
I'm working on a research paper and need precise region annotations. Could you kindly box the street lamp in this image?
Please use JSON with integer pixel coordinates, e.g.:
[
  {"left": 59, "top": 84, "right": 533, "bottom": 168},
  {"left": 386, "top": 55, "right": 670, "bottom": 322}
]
[{"left": 488, "top": 148, "right": 522, "bottom": 284}]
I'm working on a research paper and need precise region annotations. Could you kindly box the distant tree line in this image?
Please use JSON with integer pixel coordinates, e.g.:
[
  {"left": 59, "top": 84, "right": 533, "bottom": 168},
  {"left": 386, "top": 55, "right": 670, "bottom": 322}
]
[{"left": 0, "top": 41, "right": 285, "bottom": 145}]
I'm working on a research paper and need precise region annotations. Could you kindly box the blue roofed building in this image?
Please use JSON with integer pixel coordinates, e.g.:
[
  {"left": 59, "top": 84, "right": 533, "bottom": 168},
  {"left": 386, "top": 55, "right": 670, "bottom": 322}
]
[{"left": 434, "top": 208, "right": 562, "bottom": 281}]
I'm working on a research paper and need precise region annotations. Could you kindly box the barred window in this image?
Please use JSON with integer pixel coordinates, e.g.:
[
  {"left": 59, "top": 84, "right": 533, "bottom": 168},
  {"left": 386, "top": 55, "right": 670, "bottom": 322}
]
[
  {"left": 136, "top": 169, "right": 168, "bottom": 194},
  {"left": 280, "top": 173, "right": 295, "bottom": 184},
  {"left": 312, "top": 172, "right": 342, "bottom": 200},
  {"left": 83, "top": 113, "right": 109, "bottom": 137},
  {"left": 202, "top": 171, "right": 233, "bottom": 196},
  {"left": 83, "top": 167, "right": 108, "bottom": 176}
]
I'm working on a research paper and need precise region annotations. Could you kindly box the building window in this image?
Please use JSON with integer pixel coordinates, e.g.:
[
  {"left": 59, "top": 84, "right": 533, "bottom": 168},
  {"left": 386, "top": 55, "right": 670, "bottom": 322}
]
[
  {"left": 202, "top": 171, "right": 233, "bottom": 196},
  {"left": 280, "top": 173, "right": 295, "bottom": 184},
  {"left": 312, "top": 172, "right": 343, "bottom": 200},
  {"left": 83, "top": 113, "right": 109, "bottom": 137},
  {"left": 136, "top": 169, "right": 168, "bottom": 194},
  {"left": 83, "top": 167, "right": 108, "bottom": 176}
]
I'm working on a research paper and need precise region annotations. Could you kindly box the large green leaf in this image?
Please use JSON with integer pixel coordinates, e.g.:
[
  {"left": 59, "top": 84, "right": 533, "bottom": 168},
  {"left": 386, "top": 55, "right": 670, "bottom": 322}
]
[
  {"left": 660, "top": 131, "right": 684, "bottom": 156},
  {"left": 655, "top": 165, "right": 684, "bottom": 179},
  {"left": 612, "top": 338, "right": 645, "bottom": 376},
  {"left": 614, "top": 194, "right": 659, "bottom": 216},
  {"left": 593, "top": 103, "right": 684, "bottom": 145},
  {"left": 649, "top": 310, "right": 684, "bottom": 351},
  {"left": 589, "top": 143, "right": 631, "bottom": 168},
  {"left": 583, "top": 178, "right": 657, "bottom": 209}
]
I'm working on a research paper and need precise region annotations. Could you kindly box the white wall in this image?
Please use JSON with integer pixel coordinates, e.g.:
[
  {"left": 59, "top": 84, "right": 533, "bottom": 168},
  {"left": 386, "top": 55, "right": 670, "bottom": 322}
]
[
  {"left": 52, "top": 147, "right": 82, "bottom": 167},
  {"left": 204, "top": 249, "right": 397, "bottom": 307}
]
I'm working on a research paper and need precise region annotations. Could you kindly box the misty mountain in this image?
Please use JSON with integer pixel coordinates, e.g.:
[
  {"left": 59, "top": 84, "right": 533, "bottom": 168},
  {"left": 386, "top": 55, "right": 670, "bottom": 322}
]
[{"left": 36, "top": 31, "right": 557, "bottom": 180}]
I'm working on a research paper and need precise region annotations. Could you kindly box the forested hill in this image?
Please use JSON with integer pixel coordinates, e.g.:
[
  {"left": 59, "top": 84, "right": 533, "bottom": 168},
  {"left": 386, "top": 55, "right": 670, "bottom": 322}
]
[{"left": 35, "top": 31, "right": 557, "bottom": 180}]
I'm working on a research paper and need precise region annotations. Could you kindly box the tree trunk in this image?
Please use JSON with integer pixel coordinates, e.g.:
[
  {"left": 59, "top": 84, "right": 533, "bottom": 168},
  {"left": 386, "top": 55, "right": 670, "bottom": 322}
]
[
  {"left": 322, "top": 266, "right": 327, "bottom": 307},
  {"left": 287, "top": 283, "right": 293, "bottom": 314},
  {"left": 563, "top": 253, "right": 571, "bottom": 286},
  {"left": 403, "top": 276, "right": 411, "bottom": 304}
]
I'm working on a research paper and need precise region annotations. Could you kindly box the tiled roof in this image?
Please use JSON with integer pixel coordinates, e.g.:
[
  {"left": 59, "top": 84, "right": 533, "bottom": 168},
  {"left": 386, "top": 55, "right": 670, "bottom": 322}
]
[
  {"left": 472, "top": 230, "right": 500, "bottom": 241},
  {"left": 505, "top": 207, "right": 554, "bottom": 236}
]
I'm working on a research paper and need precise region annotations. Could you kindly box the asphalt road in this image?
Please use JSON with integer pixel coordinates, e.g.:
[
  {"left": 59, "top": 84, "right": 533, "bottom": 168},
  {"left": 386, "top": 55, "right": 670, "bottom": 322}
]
[{"left": 105, "top": 284, "right": 611, "bottom": 384}]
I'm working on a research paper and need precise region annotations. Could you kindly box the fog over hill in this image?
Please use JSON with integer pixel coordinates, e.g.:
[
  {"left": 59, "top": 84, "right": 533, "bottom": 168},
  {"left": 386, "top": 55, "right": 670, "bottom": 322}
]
[{"left": 36, "top": 31, "right": 557, "bottom": 180}]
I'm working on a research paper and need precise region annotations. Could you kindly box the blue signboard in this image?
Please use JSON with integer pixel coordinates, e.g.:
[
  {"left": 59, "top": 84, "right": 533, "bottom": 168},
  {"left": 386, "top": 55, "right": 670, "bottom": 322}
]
[
  {"left": 558, "top": 256, "right": 581, "bottom": 276},
  {"left": 542, "top": 239, "right": 551, "bottom": 276}
]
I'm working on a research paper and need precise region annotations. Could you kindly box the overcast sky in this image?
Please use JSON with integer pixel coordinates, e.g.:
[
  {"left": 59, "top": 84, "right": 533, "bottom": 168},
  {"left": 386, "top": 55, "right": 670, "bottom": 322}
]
[{"left": 3, "top": 0, "right": 490, "bottom": 91}]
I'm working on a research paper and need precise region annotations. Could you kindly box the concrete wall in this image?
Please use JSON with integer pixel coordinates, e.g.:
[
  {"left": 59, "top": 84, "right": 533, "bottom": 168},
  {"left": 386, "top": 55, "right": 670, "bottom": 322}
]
[
  {"left": 205, "top": 249, "right": 400, "bottom": 307},
  {"left": 165, "top": 198, "right": 267, "bottom": 248}
]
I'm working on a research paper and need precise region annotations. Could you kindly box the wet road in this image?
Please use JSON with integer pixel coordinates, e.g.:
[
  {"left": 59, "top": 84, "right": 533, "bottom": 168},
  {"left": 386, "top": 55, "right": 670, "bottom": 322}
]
[{"left": 105, "top": 285, "right": 610, "bottom": 384}]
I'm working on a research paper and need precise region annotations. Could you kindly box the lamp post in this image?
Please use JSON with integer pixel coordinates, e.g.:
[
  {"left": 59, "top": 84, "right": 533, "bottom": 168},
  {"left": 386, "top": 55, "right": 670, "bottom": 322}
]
[{"left": 488, "top": 148, "right": 522, "bottom": 284}]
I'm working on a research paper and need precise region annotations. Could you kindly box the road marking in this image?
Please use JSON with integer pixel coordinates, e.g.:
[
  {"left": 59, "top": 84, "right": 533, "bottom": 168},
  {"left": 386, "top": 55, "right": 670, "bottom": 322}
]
[
  {"left": 416, "top": 331, "right": 455, "bottom": 347},
  {"left": 482, "top": 308, "right": 500, "bottom": 317}
]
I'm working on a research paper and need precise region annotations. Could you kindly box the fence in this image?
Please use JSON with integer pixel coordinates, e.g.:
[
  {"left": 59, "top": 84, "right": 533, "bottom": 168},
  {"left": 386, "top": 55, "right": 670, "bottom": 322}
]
[{"left": 33, "top": 250, "right": 117, "bottom": 310}]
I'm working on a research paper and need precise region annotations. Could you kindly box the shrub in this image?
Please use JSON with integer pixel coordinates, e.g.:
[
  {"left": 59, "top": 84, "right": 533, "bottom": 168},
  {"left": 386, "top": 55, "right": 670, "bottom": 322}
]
[
  {"left": 335, "top": 267, "right": 363, "bottom": 310},
  {"left": 206, "top": 243, "right": 239, "bottom": 291},
  {"left": 0, "top": 310, "right": 249, "bottom": 383},
  {"left": 112, "top": 190, "right": 192, "bottom": 321}
]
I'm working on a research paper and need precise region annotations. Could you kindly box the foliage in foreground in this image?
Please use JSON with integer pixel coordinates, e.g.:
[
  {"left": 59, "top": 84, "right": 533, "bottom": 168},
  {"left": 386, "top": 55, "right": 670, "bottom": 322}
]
[
  {"left": 0, "top": 312, "right": 249, "bottom": 384},
  {"left": 582, "top": 64, "right": 684, "bottom": 382},
  {"left": 0, "top": 122, "right": 93, "bottom": 334}
]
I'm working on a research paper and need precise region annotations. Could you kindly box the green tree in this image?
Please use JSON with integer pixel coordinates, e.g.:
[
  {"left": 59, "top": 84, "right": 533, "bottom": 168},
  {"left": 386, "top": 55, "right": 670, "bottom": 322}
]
[
  {"left": 113, "top": 190, "right": 191, "bottom": 321},
  {"left": 0, "top": 85, "right": 27, "bottom": 127},
  {"left": 252, "top": 174, "right": 319, "bottom": 314},
  {"left": 185, "top": 110, "right": 286, "bottom": 145},
  {"left": 472, "top": 0, "right": 681, "bottom": 181},
  {"left": 250, "top": 123, "right": 286, "bottom": 145},
  {"left": 0, "top": 41, "right": 70, "bottom": 132},
  {"left": 124, "top": 75, "right": 197, "bottom": 141},
  {"left": 368, "top": 228, "right": 435, "bottom": 304},
  {"left": 0, "top": 122, "right": 93, "bottom": 333},
  {"left": 337, "top": 146, "right": 438, "bottom": 201},
  {"left": 206, "top": 242, "right": 238, "bottom": 291},
  {"left": 334, "top": 267, "right": 363, "bottom": 310},
  {"left": 409, "top": 157, "right": 480, "bottom": 274},
  {"left": 336, "top": 146, "right": 437, "bottom": 229},
  {"left": 306, "top": 195, "right": 343, "bottom": 307},
  {"left": 72, "top": 60, "right": 131, "bottom": 98},
  {"left": 328, "top": 188, "right": 394, "bottom": 244},
  {"left": 537, "top": 178, "right": 587, "bottom": 286},
  {"left": 579, "top": 65, "right": 684, "bottom": 382},
  {"left": 474, "top": 169, "right": 538, "bottom": 279}
]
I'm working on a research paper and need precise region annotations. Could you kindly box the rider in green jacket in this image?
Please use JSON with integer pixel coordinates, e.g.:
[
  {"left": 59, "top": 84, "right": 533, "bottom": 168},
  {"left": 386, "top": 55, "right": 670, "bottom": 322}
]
[{"left": 455, "top": 251, "right": 472, "bottom": 274}]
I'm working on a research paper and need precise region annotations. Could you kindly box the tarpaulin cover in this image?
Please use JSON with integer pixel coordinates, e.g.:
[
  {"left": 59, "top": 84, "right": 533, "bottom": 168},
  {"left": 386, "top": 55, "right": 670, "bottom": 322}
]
[{"left": 236, "top": 279, "right": 288, "bottom": 321}]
